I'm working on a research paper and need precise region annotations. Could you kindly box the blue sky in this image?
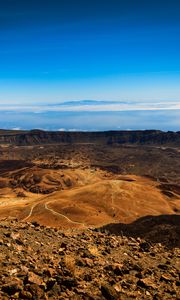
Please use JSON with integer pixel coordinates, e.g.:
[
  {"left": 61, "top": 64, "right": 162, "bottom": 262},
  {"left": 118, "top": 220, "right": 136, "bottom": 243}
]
[{"left": 0, "top": 0, "right": 180, "bottom": 130}]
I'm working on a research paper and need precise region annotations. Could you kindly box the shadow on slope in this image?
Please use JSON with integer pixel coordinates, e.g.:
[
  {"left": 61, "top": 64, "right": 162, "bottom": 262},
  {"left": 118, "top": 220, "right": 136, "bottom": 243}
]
[
  {"left": 99, "top": 214, "right": 180, "bottom": 248},
  {"left": 0, "top": 160, "right": 33, "bottom": 175}
]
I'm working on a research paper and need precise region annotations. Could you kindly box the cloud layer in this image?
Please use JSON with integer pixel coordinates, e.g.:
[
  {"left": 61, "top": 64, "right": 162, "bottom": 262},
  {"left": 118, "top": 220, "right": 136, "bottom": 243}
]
[{"left": 0, "top": 100, "right": 180, "bottom": 113}]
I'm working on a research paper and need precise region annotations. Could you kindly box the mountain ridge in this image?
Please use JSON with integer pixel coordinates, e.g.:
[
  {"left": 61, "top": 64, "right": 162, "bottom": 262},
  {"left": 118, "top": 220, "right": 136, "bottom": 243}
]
[{"left": 0, "top": 129, "right": 180, "bottom": 146}]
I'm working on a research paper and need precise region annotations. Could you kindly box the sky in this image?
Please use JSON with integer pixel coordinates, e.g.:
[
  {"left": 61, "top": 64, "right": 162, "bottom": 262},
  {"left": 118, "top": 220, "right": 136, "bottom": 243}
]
[{"left": 0, "top": 0, "right": 180, "bottom": 130}]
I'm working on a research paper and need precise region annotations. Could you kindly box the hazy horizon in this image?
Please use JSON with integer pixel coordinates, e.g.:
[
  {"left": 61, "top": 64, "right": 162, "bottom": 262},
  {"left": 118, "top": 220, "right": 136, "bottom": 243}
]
[{"left": 0, "top": 107, "right": 179, "bottom": 132}]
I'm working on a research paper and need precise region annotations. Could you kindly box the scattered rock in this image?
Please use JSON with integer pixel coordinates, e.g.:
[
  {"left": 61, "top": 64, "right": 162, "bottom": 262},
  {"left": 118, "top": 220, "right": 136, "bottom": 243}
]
[{"left": 0, "top": 219, "right": 179, "bottom": 299}]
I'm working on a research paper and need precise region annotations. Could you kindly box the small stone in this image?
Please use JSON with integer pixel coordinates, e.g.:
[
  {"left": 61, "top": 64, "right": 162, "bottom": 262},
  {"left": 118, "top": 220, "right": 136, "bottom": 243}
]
[
  {"left": 46, "top": 278, "right": 57, "bottom": 290},
  {"left": 19, "top": 291, "right": 33, "bottom": 299},
  {"left": 139, "top": 242, "right": 151, "bottom": 252},
  {"left": 146, "top": 291, "right": 151, "bottom": 296},
  {"left": 160, "top": 274, "right": 173, "bottom": 282},
  {"left": 31, "top": 221, "right": 39, "bottom": 227},
  {"left": 112, "top": 263, "right": 124, "bottom": 275},
  {"left": 28, "top": 272, "right": 43, "bottom": 286},
  {"left": 158, "top": 264, "right": 168, "bottom": 270},
  {"left": 9, "top": 269, "right": 18, "bottom": 276},
  {"left": 176, "top": 280, "right": 180, "bottom": 286},
  {"left": 60, "top": 241, "right": 67, "bottom": 249},
  {"left": 43, "top": 268, "right": 56, "bottom": 277},
  {"left": 101, "top": 283, "right": 118, "bottom": 300},
  {"left": 137, "top": 278, "right": 157, "bottom": 289},
  {"left": 11, "top": 232, "right": 20, "bottom": 240},
  {"left": 2, "top": 279, "right": 22, "bottom": 295},
  {"left": 62, "top": 277, "right": 77, "bottom": 288},
  {"left": 84, "top": 258, "right": 94, "bottom": 267},
  {"left": 58, "top": 248, "right": 65, "bottom": 254},
  {"left": 113, "top": 283, "right": 122, "bottom": 293}
]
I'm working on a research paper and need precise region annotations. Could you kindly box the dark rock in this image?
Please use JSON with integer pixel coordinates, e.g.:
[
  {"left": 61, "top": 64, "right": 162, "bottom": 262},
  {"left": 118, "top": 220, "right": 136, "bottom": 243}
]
[
  {"left": 139, "top": 242, "right": 151, "bottom": 252},
  {"left": 2, "top": 279, "right": 22, "bottom": 295},
  {"left": 137, "top": 278, "right": 157, "bottom": 289},
  {"left": 101, "top": 283, "right": 118, "bottom": 300},
  {"left": 160, "top": 274, "right": 173, "bottom": 282},
  {"left": 46, "top": 278, "right": 57, "bottom": 290},
  {"left": 31, "top": 221, "right": 40, "bottom": 227},
  {"left": 62, "top": 277, "right": 77, "bottom": 289},
  {"left": 19, "top": 290, "right": 33, "bottom": 299}
]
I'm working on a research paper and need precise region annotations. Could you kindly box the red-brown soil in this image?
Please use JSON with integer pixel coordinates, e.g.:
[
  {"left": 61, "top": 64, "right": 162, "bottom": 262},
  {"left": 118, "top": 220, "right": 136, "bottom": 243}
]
[
  {"left": 0, "top": 139, "right": 179, "bottom": 228},
  {"left": 0, "top": 166, "right": 179, "bottom": 228}
]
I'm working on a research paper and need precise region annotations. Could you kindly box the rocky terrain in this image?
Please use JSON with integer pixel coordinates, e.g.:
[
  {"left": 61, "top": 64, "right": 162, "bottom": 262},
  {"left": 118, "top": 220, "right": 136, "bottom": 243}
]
[
  {"left": 0, "top": 130, "right": 179, "bottom": 299},
  {"left": 0, "top": 218, "right": 179, "bottom": 300}
]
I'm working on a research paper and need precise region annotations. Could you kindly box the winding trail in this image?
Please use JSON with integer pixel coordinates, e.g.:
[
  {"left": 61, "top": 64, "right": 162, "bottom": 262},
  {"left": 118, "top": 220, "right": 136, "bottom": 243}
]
[
  {"left": 110, "top": 180, "right": 122, "bottom": 209},
  {"left": 22, "top": 203, "right": 38, "bottom": 221},
  {"left": 44, "top": 201, "right": 85, "bottom": 226},
  {"left": 110, "top": 180, "right": 132, "bottom": 221}
]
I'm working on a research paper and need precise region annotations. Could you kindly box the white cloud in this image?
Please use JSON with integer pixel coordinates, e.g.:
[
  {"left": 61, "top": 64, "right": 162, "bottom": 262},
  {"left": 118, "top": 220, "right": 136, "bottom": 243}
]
[
  {"left": 58, "top": 128, "right": 66, "bottom": 131},
  {"left": 68, "top": 128, "right": 80, "bottom": 132},
  {"left": 12, "top": 127, "right": 21, "bottom": 130}
]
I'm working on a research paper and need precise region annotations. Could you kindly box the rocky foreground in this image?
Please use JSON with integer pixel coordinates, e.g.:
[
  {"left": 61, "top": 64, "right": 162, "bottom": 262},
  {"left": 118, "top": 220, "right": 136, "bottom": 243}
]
[{"left": 0, "top": 219, "right": 179, "bottom": 300}]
